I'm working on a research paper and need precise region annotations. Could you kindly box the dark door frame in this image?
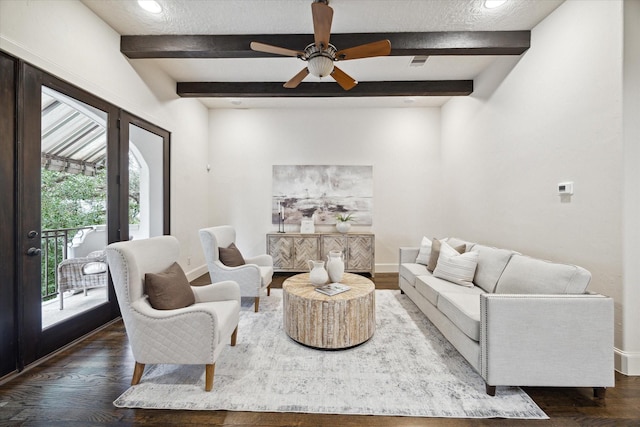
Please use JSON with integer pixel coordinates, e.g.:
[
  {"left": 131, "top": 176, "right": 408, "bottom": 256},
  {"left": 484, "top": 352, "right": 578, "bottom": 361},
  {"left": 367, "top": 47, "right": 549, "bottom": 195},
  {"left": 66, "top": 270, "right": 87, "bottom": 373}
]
[
  {"left": 0, "top": 50, "right": 171, "bottom": 378},
  {"left": 0, "top": 51, "right": 18, "bottom": 377},
  {"left": 17, "top": 62, "right": 121, "bottom": 366},
  {"left": 118, "top": 111, "right": 171, "bottom": 240}
]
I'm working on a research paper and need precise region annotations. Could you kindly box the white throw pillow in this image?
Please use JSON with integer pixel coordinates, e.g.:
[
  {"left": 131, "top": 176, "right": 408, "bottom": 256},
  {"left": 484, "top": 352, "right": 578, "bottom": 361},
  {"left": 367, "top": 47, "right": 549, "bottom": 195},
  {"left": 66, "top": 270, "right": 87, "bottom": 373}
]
[
  {"left": 433, "top": 242, "right": 479, "bottom": 287},
  {"left": 82, "top": 261, "right": 107, "bottom": 275},
  {"left": 415, "top": 236, "right": 432, "bottom": 265}
]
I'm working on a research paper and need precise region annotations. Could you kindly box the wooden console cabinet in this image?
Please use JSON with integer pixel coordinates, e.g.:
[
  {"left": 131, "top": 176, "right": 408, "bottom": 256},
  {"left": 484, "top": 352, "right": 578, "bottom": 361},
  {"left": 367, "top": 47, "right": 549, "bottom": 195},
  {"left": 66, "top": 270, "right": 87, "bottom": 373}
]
[{"left": 267, "top": 232, "right": 375, "bottom": 276}]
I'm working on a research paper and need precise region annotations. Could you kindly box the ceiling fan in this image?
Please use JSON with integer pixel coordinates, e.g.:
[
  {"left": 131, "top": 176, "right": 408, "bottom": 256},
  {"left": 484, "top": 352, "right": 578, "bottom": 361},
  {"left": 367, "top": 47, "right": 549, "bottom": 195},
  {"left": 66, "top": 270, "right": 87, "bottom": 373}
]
[{"left": 250, "top": 0, "right": 391, "bottom": 91}]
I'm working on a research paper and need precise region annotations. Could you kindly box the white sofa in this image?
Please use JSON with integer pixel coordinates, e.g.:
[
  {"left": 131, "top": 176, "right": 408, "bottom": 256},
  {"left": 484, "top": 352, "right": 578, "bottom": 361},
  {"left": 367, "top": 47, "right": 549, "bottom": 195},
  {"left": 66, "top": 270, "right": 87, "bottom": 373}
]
[{"left": 398, "top": 237, "right": 614, "bottom": 397}]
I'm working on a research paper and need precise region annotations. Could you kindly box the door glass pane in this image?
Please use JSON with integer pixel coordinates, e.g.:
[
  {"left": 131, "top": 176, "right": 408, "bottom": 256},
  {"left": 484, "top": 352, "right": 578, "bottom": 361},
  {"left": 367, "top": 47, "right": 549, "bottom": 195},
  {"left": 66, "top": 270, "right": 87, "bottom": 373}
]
[
  {"left": 40, "top": 87, "right": 108, "bottom": 329},
  {"left": 129, "top": 124, "right": 164, "bottom": 239}
]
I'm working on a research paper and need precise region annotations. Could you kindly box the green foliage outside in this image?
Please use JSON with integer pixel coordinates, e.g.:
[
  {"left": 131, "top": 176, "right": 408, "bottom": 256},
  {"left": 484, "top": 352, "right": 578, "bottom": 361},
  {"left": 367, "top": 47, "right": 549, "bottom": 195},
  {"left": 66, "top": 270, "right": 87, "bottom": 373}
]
[
  {"left": 40, "top": 161, "right": 140, "bottom": 299},
  {"left": 41, "top": 168, "right": 108, "bottom": 230},
  {"left": 41, "top": 163, "right": 140, "bottom": 230}
]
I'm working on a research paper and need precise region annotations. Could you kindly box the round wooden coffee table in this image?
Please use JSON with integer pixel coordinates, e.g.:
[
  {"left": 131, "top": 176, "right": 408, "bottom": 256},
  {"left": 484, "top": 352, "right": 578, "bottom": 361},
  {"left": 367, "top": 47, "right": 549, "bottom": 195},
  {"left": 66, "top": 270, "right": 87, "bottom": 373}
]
[{"left": 282, "top": 272, "right": 375, "bottom": 349}]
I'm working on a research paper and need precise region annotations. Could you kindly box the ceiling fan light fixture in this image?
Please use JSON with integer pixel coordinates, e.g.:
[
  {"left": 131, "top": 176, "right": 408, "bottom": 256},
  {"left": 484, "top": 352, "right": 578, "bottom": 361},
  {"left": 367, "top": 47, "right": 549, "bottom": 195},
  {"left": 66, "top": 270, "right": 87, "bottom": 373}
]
[
  {"left": 307, "top": 55, "right": 334, "bottom": 77},
  {"left": 137, "top": 0, "right": 162, "bottom": 14},
  {"left": 304, "top": 43, "right": 337, "bottom": 78},
  {"left": 249, "top": 2, "right": 390, "bottom": 90}
]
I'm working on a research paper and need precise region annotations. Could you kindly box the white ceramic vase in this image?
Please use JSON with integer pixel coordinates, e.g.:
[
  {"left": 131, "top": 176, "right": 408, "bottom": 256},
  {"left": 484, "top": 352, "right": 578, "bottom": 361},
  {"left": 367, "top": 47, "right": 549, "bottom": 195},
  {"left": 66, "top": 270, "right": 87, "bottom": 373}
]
[
  {"left": 308, "top": 260, "right": 329, "bottom": 286},
  {"left": 326, "top": 250, "right": 345, "bottom": 283},
  {"left": 336, "top": 222, "right": 351, "bottom": 233}
]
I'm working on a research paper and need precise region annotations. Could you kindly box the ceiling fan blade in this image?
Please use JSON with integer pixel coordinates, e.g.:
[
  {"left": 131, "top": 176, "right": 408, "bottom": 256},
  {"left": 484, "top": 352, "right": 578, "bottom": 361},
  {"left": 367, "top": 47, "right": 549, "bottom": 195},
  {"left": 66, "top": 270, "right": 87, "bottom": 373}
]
[
  {"left": 335, "top": 40, "right": 392, "bottom": 61},
  {"left": 250, "top": 42, "right": 303, "bottom": 58},
  {"left": 284, "top": 67, "right": 310, "bottom": 88},
  {"left": 311, "top": 2, "right": 333, "bottom": 49},
  {"left": 331, "top": 66, "right": 358, "bottom": 91}
]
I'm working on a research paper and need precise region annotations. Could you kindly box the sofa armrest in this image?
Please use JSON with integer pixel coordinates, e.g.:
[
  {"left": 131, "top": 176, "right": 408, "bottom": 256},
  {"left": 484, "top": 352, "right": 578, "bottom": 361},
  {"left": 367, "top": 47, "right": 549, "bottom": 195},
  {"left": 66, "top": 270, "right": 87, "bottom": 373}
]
[
  {"left": 480, "top": 293, "right": 614, "bottom": 388},
  {"left": 399, "top": 247, "right": 419, "bottom": 264}
]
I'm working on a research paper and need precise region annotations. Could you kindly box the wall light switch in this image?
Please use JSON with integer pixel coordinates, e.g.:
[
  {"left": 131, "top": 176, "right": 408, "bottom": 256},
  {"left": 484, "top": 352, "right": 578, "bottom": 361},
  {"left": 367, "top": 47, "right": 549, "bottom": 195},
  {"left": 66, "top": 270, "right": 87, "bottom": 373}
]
[{"left": 558, "top": 181, "right": 574, "bottom": 195}]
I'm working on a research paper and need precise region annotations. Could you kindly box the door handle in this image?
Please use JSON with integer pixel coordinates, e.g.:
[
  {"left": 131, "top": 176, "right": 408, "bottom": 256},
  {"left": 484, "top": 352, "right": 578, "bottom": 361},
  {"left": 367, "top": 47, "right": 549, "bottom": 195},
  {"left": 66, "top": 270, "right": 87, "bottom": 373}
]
[{"left": 27, "top": 247, "right": 42, "bottom": 256}]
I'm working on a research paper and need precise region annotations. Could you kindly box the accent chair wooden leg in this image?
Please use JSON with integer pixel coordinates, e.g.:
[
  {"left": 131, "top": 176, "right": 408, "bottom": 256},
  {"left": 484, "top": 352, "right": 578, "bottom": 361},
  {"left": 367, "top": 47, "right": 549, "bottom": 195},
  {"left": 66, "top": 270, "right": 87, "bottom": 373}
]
[
  {"left": 594, "top": 387, "right": 606, "bottom": 399},
  {"left": 486, "top": 384, "right": 496, "bottom": 396},
  {"left": 267, "top": 285, "right": 271, "bottom": 297},
  {"left": 205, "top": 364, "right": 215, "bottom": 391},
  {"left": 132, "top": 362, "right": 145, "bottom": 385},
  {"left": 254, "top": 297, "right": 260, "bottom": 313},
  {"left": 231, "top": 326, "right": 238, "bottom": 346}
]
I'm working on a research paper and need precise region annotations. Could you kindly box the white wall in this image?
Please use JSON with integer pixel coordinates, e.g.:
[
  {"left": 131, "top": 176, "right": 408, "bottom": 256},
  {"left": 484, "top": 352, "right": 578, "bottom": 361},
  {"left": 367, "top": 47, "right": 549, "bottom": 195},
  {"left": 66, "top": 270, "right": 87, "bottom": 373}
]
[
  {"left": 208, "top": 107, "right": 443, "bottom": 270},
  {"left": 622, "top": 0, "right": 640, "bottom": 375},
  {"left": 6, "top": 0, "right": 636, "bottom": 373},
  {"left": 441, "top": 0, "right": 636, "bottom": 372},
  {"left": 129, "top": 125, "right": 164, "bottom": 239},
  {"left": 0, "top": 0, "right": 211, "bottom": 278}
]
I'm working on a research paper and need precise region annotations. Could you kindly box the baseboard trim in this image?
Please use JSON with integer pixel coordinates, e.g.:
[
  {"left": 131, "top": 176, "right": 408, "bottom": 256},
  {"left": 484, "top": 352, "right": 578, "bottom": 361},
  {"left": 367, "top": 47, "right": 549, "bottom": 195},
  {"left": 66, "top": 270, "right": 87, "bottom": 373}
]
[
  {"left": 375, "top": 263, "right": 398, "bottom": 273},
  {"left": 614, "top": 347, "right": 640, "bottom": 375},
  {"left": 186, "top": 264, "right": 208, "bottom": 282}
]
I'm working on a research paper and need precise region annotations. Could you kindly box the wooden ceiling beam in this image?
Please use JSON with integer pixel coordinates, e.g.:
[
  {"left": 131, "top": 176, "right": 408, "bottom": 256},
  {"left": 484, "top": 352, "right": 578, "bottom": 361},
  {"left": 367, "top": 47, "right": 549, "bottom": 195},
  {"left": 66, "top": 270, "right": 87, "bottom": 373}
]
[
  {"left": 122, "top": 31, "right": 529, "bottom": 59},
  {"left": 176, "top": 80, "right": 473, "bottom": 98}
]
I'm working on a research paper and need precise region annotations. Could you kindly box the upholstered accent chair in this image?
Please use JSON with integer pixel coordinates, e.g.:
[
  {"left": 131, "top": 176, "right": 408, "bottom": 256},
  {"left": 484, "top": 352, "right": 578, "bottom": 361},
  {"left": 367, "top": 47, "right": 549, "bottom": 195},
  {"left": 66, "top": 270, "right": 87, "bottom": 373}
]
[
  {"left": 199, "top": 226, "right": 273, "bottom": 312},
  {"left": 105, "top": 235, "right": 240, "bottom": 391},
  {"left": 57, "top": 250, "right": 108, "bottom": 310}
]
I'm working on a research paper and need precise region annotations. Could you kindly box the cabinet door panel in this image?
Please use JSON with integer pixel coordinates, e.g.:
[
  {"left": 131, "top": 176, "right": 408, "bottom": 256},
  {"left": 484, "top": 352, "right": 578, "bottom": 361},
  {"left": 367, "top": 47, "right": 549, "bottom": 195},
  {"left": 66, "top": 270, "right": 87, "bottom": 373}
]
[
  {"left": 321, "top": 235, "right": 347, "bottom": 259},
  {"left": 293, "top": 237, "right": 319, "bottom": 270},
  {"left": 268, "top": 235, "right": 293, "bottom": 269},
  {"left": 347, "top": 235, "right": 374, "bottom": 270}
]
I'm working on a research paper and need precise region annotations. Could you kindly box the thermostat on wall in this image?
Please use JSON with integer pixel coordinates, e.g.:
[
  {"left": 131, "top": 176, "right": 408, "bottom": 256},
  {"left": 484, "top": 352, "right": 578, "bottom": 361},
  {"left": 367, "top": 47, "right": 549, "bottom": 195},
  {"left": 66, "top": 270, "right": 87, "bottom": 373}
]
[{"left": 558, "top": 182, "right": 574, "bottom": 195}]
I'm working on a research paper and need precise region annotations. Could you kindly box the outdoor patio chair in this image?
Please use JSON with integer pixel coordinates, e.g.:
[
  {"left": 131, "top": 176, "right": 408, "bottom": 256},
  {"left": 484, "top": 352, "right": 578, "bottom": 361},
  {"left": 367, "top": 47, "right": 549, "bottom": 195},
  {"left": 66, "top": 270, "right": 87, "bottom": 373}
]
[{"left": 57, "top": 250, "right": 108, "bottom": 310}]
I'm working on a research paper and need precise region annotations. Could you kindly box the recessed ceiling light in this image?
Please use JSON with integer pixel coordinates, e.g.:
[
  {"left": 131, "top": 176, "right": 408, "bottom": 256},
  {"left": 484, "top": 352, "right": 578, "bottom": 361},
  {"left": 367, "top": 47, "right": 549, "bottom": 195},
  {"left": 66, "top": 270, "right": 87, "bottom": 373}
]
[
  {"left": 138, "top": 0, "right": 162, "bottom": 14},
  {"left": 484, "top": 0, "right": 507, "bottom": 9},
  {"left": 230, "top": 99, "right": 242, "bottom": 106},
  {"left": 404, "top": 98, "right": 416, "bottom": 104}
]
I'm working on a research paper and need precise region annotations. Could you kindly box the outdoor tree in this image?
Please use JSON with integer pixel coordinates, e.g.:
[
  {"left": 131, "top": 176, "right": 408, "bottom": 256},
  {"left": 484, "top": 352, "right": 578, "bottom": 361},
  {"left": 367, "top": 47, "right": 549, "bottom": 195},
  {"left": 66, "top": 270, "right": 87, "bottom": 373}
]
[{"left": 40, "top": 162, "right": 140, "bottom": 299}]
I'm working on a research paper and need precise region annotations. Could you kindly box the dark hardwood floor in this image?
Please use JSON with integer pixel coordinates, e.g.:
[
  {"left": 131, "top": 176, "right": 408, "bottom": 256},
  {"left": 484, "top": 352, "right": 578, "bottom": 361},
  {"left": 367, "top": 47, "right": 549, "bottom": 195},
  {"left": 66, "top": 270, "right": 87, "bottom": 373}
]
[{"left": 1, "top": 273, "right": 638, "bottom": 426}]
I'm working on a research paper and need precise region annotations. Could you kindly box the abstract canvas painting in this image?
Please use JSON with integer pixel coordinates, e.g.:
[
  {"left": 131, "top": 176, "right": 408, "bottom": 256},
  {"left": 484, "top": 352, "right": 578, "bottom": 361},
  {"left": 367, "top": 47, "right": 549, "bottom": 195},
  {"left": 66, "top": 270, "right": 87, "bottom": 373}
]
[{"left": 272, "top": 165, "right": 373, "bottom": 225}]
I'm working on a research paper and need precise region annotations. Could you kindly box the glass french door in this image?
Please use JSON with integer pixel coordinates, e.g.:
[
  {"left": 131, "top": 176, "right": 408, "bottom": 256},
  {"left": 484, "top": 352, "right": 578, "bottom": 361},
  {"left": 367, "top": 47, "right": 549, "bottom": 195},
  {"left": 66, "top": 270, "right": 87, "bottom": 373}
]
[
  {"left": 119, "top": 112, "right": 170, "bottom": 241},
  {"left": 17, "top": 64, "right": 121, "bottom": 365},
  {"left": 1, "top": 56, "right": 170, "bottom": 377}
]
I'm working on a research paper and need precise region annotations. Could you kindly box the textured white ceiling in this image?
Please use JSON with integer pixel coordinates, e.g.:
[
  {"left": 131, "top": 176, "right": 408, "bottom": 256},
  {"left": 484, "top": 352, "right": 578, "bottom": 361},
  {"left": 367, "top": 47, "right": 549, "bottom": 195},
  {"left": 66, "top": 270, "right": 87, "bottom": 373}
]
[{"left": 80, "top": 0, "right": 565, "bottom": 108}]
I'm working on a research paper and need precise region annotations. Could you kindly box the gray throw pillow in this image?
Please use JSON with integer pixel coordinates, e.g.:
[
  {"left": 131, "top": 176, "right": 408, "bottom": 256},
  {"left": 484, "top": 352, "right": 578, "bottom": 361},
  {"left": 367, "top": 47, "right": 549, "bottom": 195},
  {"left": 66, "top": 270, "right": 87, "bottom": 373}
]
[
  {"left": 145, "top": 262, "right": 195, "bottom": 310},
  {"left": 219, "top": 242, "right": 246, "bottom": 267},
  {"left": 427, "top": 238, "right": 465, "bottom": 272}
]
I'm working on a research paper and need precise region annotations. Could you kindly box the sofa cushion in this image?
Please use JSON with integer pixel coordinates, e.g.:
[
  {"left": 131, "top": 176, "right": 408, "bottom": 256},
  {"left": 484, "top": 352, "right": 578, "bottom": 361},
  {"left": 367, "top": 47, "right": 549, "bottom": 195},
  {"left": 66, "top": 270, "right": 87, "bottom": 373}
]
[
  {"left": 144, "top": 262, "right": 195, "bottom": 310},
  {"left": 437, "top": 292, "right": 481, "bottom": 341},
  {"left": 219, "top": 243, "right": 246, "bottom": 267},
  {"left": 399, "top": 262, "right": 430, "bottom": 287},
  {"left": 433, "top": 248, "right": 479, "bottom": 287},
  {"left": 415, "top": 236, "right": 432, "bottom": 265},
  {"left": 416, "top": 274, "right": 484, "bottom": 306},
  {"left": 470, "top": 244, "right": 515, "bottom": 293},
  {"left": 445, "top": 237, "right": 475, "bottom": 251},
  {"left": 495, "top": 254, "right": 591, "bottom": 294},
  {"left": 427, "top": 239, "right": 465, "bottom": 272}
]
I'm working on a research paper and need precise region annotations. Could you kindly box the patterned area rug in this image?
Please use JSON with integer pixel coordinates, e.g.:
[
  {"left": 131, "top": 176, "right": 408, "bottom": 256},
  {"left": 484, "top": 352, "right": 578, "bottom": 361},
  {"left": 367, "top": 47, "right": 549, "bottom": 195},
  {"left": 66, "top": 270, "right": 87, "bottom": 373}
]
[{"left": 114, "top": 289, "right": 547, "bottom": 419}]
